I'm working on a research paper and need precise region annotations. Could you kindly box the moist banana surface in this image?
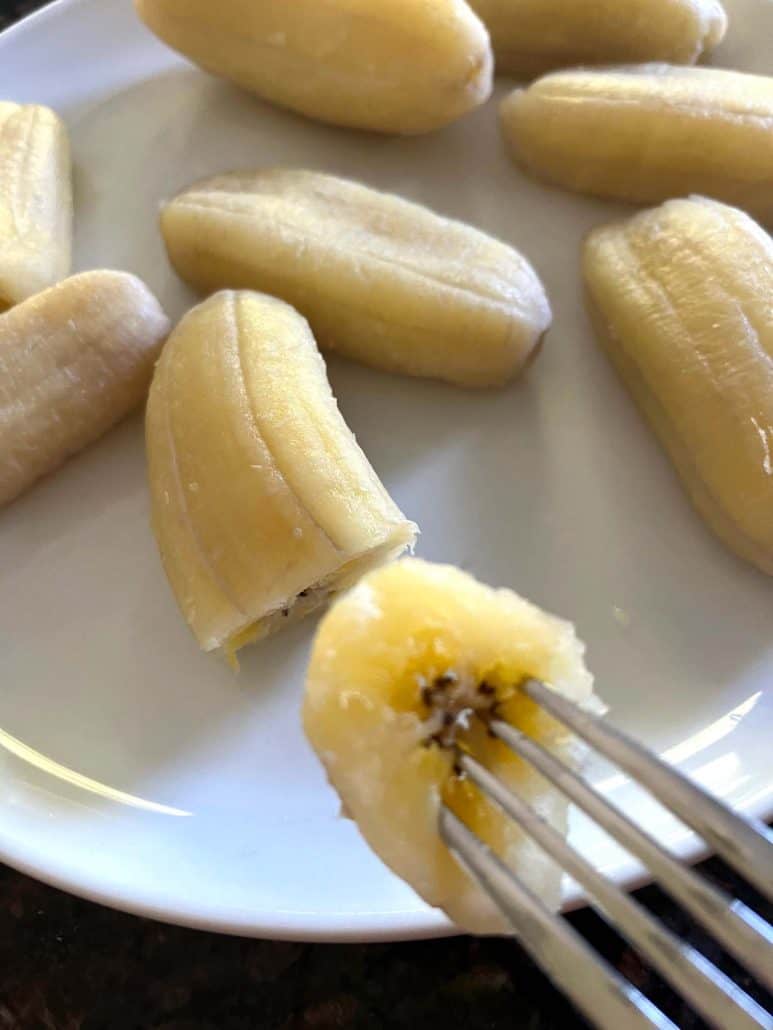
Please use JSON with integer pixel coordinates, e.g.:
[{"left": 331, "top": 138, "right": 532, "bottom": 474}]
[
  {"left": 135, "top": 0, "right": 493, "bottom": 134},
  {"left": 469, "top": 0, "right": 726, "bottom": 79},
  {"left": 0, "top": 270, "right": 170, "bottom": 506},
  {"left": 304, "top": 558, "right": 598, "bottom": 934},
  {"left": 146, "top": 290, "right": 417, "bottom": 657},
  {"left": 161, "top": 169, "right": 551, "bottom": 388},
  {"left": 0, "top": 102, "right": 72, "bottom": 309},
  {"left": 500, "top": 65, "right": 773, "bottom": 224},
  {"left": 583, "top": 196, "right": 773, "bottom": 576}
]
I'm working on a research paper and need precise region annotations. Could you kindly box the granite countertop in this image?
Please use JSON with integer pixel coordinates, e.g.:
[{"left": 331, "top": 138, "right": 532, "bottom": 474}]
[
  {"left": 2, "top": 852, "right": 770, "bottom": 1029},
  {"left": 1, "top": 2, "right": 771, "bottom": 1027}
]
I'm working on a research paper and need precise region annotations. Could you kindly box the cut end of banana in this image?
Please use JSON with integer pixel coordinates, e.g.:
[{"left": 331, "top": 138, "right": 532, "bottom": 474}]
[
  {"left": 303, "top": 558, "right": 598, "bottom": 935},
  {"left": 146, "top": 289, "right": 418, "bottom": 655},
  {"left": 161, "top": 168, "right": 551, "bottom": 388},
  {"left": 457, "top": 33, "right": 495, "bottom": 122},
  {"left": 583, "top": 195, "right": 773, "bottom": 576},
  {"left": 0, "top": 101, "right": 73, "bottom": 308},
  {"left": 0, "top": 270, "right": 170, "bottom": 507},
  {"left": 703, "top": 1, "right": 729, "bottom": 51}
]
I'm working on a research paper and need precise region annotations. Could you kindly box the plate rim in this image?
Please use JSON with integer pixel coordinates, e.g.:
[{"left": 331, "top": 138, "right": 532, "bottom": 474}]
[{"left": 0, "top": 815, "right": 719, "bottom": 941}]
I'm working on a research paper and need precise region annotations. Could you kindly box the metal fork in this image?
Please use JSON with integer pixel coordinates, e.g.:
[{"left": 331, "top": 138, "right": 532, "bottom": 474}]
[{"left": 439, "top": 678, "right": 773, "bottom": 1030}]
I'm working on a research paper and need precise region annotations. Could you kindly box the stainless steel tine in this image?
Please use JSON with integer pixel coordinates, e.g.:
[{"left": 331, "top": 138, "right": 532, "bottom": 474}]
[
  {"left": 489, "top": 717, "right": 773, "bottom": 990},
  {"left": 522, "top": 678, "right": 773, "bottom": 900},
  {"left": 456, "top": 750, "right": 771, "bottom": 1030},
  {"left": 439, "top": 806, "right": 675, "bottom": 1030}
]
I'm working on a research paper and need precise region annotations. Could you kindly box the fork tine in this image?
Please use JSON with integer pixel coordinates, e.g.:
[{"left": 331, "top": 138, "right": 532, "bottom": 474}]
[
  {"left": 522, "top": 678, "right": 773, "bottom": 901},
  {"left": 439, "top": 806, "right": 674, "bottom": 1030},
  {"left": 457, "top": 750, "right": 772, "bottom": 1030},
  {"left": 489, "top": 717, "right": 773, "bottom": 990}
]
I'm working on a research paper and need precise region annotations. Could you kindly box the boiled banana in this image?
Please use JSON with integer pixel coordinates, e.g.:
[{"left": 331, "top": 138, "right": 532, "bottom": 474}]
[
  {"left": 303, "top": 558, "right": 598, "bottom": 934},
  {"left": 468, "top": 0, "right": 726, "bottom": 79},
  {"left": 583, "top": 196, "right": 773, "bottom": 576},
  {"left": 500, "top": 65, "right": 773, "bottom": 224},
  {"left": 135, "top": 0, "right": 493, "bottom": 134},
  {"left": 0, "top": 102, "right": 72, "bottom": 309},
  {"left": 0, "top": 270, "right": 170, "bottom": 506},
  {"left": 161, "top": 169, "right": 551, "bottom": 388},
  {"left": 146, "top": 290, "right": 417, "bottom": 657}
]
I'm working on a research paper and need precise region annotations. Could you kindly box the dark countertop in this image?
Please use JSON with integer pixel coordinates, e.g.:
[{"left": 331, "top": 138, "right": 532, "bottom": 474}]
[
  {"left": 2, "top": 853, "right": 770, "bottom": 1029},
  {"left": 1, "top": 2, "right": 771, "bottom": 1027},
  {"left": 1, "top": 0, "right": 36, "bottom": 25}
]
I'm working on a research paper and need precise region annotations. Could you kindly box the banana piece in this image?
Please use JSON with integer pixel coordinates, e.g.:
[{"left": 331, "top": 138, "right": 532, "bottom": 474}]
[
  {"left": 146, "top": 289, "right": 417, "bottom": 656},
  {"left": 468, "top": 0, "right": 726, "bottom": 79},
  {"left": 583, "top": 196, "right": 773, "bottom": 576},
  {"left": 0, "top": 271, "right": 170, "bottom": 507},
  {"left": 303, "top": 558, "right": 598, "bottom": 935},
  {"left": 0, "top": 102, "right": 72, "bottom": 309},
  {"left": 161, "top": 169, "right": 551, "bottom": 388},
  {"left": 134, "top": 0, "right": 492, "bottom": 135},
  {"left": 500, "top": 65, "right": 773, "bottom": 224}
]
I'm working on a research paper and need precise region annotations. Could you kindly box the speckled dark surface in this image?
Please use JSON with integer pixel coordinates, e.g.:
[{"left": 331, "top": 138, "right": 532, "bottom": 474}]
[
  {"left": 1, "top": 2, "right": 772, "bottom": 1027},
  {"left": 1, "top": 0, "right": 37, "bottom": 24},
  {"left": 1, "top": 854, "right": 771, "bottom": 1029}
]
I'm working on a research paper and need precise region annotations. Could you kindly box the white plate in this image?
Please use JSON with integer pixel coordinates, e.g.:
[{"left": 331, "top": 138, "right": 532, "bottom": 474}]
[{"left": 0, "top": 0, "right": 771, "bottom": 944}]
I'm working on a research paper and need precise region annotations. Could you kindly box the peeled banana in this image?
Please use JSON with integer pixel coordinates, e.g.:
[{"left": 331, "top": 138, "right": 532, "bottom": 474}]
[
  {"left": 161, "top": 169, "right": 551, "bottom": 388},
  {"left": 500, "top": 65, "right": 773, "bottom": 225},
  {"left": 0, "top": 102, "right": 72, "bottom": 309},
  {"left": 0, "top": 271, "right": 170, "bottom": 507},
  {"left": 468, "top": 0, "right": 726, "bottom": 79},
  {"left": 135, "top": 0, "right": 492, "bottom": 135},
  {"left": 583, "top": 196, "right": 773, "bottom": 576},
  {"left": 146, "top": 290, "right": 417, "bottom": 656},
  {"left": 303, "top": 558, "right": 598, "bottom": 934}
]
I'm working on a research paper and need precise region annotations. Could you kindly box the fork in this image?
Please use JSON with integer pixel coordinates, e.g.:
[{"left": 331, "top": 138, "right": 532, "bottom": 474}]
[{"left": 439, "top": 677, "right": 773, "bottom": 1030}]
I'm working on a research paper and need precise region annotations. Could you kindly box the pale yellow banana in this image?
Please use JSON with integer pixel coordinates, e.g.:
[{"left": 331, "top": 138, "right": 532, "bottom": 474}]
[
  {"left": 304, "top": 558, "right": 598, "bottom": 934},
  {"left": 146, "top": 290, "right": 417, "bottom": 656},
  {"left": 135, "top": 0, "right": 492, "bottom": 134},
  {"left": 0, "top": 102, "right": 72, "bottom": 309},
  {"left": 0, "top": 271, "right": 170, "bottom": 507},
  {"left": 468, "top": 0, "right": 726, "bottom": 79},
  {"left": 161, "top": 169, "right": 551, "bottom": 388},
  {"left": 583, "top": 196, "right": 773, "bottom": 576},
  {"left": 500, "top": 65, "right": 773, "bottom": 224}
]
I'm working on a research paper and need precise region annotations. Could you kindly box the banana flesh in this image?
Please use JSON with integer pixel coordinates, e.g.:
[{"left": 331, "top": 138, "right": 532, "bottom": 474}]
[
  {"left": 0, "top": 102, "right": 72, "bottom": 309},
  {"left": 0, "top": 270, "right": 170, "bottom": 506},
  {"left": 583, "top": 196, "right": 773, "bottom": 576},
  {"left": 500, "top": 65, "right": 773, "bottom": 224},
  {"left": 146, "top": 290, "right": 418, "bottom": 656},
  {"left": 304, "top": 558, "right": 598, "bottom": 934},
  {"left": 134, "top": 0, "right": 492, "bottom": 134},
  {"left": 468, "top": 0, "right": 726, "bottom": 79},
  {"left": 161, "top": 169, "right": 551, "bottom": 388}
]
